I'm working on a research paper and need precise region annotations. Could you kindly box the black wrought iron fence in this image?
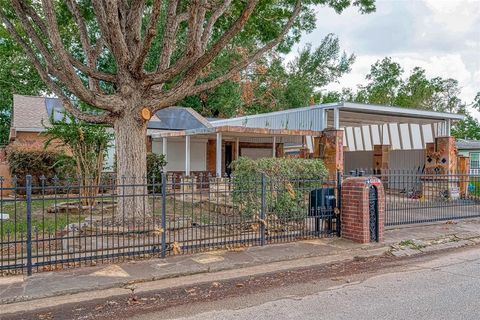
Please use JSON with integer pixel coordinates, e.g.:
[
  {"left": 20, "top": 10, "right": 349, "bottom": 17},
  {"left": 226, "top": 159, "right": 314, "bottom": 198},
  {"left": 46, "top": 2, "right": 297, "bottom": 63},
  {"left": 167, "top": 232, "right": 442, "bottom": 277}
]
[
  {"left": 346, "top": 169, "right": 480, "bottom": 226},
  {"left": 0, "top": 173, "right": 340, "bottom": 275}
]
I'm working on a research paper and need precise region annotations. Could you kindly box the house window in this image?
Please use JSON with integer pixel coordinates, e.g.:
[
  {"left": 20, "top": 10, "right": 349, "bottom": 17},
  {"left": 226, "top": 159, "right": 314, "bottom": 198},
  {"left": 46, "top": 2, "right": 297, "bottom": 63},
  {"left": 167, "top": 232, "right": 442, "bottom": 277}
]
[{"left": 470, "top": 153, "right": 480, "bottom": 169}]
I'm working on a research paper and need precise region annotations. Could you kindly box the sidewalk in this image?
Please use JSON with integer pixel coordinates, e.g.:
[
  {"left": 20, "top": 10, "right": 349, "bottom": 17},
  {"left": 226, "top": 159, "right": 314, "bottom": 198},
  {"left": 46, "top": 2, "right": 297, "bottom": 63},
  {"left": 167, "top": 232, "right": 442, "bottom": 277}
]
[{"left": 1, "top": 218, "right": 480, "bottom": 307}]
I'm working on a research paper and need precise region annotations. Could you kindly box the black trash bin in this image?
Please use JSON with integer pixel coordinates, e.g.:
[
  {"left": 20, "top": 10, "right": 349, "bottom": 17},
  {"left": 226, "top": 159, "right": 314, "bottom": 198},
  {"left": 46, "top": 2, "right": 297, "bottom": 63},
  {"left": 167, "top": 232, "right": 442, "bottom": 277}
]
[{"left": 309, "top": 188, "right": 336, "bottom": 233}]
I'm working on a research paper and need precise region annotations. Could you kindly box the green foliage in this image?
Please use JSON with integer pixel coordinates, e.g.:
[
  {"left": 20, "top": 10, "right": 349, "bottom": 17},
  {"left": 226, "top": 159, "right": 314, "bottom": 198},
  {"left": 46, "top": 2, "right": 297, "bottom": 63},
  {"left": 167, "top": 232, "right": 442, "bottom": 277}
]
[
  {"left": 231, "top": 157, "right": 328, "bottom": 220},
  {"left": 452, "top": 114, "right": 480, "bottom": 140},
  {"left": 321, "top": 57, "right": 468, "bottom": 113},
  {"left": 184, "top": 34, "right": 354, "bottom": 117},
  {"left": 356, "top": 57, "right": 403, "bottom": 106},
  {"left": 42, "top": 112, "right": 112, "bottom": 205},
  {"left": 6, "top": 144, "right": 75, "bottom": 186},
  {"left": 0, "top": 33, "right": 46, "bottom": 144},
  {"left": 147, "top": 152, "right": 167, "bottom": 185},
  {"left": 43, "top": 113, "right": 113, "bottom": 178}
]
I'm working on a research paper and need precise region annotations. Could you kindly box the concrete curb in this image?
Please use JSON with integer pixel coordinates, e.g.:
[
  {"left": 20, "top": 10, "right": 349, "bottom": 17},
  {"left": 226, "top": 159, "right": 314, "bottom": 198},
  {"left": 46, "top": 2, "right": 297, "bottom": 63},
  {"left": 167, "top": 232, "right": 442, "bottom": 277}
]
[{"left": 2, "top": 233, "right": 480, "bottom": 315}]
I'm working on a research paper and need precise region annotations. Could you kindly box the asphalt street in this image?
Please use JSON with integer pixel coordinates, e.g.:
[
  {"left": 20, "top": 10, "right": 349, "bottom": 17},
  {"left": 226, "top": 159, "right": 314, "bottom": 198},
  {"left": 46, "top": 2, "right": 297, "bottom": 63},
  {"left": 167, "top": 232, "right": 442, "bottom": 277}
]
[{"left": 138, "top": 247, "right": 480, "bottom": 320}]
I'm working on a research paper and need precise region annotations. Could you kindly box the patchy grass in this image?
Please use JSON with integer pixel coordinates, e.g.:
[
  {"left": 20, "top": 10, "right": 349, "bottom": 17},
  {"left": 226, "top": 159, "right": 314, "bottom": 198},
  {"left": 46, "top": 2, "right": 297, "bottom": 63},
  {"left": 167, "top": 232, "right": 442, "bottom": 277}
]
[
  {"left": 398, "top": 239, "right": 425, "bottom": 250},
  {"left": 0, "top": 198, "right": 89, "bottom": 238}
]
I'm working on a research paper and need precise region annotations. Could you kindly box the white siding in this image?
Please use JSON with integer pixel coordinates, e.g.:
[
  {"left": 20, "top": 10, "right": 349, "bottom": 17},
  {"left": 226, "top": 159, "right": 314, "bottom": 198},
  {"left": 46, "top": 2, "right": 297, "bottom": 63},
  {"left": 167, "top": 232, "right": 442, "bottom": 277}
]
[{"left": 152, "top": 138, "right": 207, "bottom": 171}]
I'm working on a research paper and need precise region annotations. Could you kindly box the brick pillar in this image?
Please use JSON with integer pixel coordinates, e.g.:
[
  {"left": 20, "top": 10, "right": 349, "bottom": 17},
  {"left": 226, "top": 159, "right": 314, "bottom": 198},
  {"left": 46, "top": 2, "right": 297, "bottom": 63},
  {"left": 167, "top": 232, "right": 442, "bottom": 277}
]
[
  {"left": 458, "top": 155, "right": 470, "bottom": 198},
  {"left": 314, "top": 129, "right": 344, "bottom": 176},
  {"left": 341, "top": 177, "right": 385, "bottom": 243},
  {"left": 425, "top": 137, "right": 458, "bottom": 174},
  {"left": 276, "top": 143, "right": 284, "bottom": 158},
  {"left": 424, "top": 137, "right": 459, "bottom": 199},
  {"left": 206, "top": 140, "right": 216, "bottom": 173}
]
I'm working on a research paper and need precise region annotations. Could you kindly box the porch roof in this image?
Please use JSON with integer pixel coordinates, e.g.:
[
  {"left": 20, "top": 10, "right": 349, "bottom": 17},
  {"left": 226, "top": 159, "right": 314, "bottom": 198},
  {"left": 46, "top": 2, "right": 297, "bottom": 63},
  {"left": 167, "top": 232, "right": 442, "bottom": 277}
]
[{"left": 151, "top": 125, "right": 323, "bottom": 139}]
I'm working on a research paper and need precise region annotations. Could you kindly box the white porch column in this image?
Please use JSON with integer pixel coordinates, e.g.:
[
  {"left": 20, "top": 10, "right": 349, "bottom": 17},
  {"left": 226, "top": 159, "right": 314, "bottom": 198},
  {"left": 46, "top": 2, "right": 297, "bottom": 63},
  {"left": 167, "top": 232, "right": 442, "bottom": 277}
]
[
  {"left": 162, "top": 137, "right": 168, "bottom": 172},
  {"left": 446, "top": 119, "right": 451, "bottom": 136},
  {"left": 272, "top": 136, "right": 276, "bottom": 158},
  {"left": 162, "top": 137, "right": 168, "bottom": 158},
  {"left": 185, "top": 135, "right": 191, "bottom": 176},
  {"left": 216, "top": 133, "right": 222, "bottom": 177},
  {"left": 235, "top": 137, "right": 240, "bottom": 160},
  {"left": 333, "top": 107, "right": 340, "bottom": 129}
]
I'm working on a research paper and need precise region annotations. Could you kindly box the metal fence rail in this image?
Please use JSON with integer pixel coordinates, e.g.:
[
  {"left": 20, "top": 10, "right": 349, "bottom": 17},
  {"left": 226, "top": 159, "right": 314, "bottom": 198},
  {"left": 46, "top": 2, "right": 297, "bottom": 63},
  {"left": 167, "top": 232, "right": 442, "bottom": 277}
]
[
  {"left": 347, "top": 169, "right": 480, "bottom": 226},
  {"left": 0, "top": 173, "right": 340, "bottom": 275}
]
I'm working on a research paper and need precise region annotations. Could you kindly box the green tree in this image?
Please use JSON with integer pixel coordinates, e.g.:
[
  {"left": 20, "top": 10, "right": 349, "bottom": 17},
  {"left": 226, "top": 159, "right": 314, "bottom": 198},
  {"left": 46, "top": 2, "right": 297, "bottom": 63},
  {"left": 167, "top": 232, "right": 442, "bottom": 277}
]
[
  {"left": 0, "top": 32, "right": 46, "bottom": 144},
  {"left": 452, "top": 114, "right": 480, "bottom": 140},
  {"left": 356, "top": 57, "right": 403, "bottom": 105},
  {"left": 43, "top": 113, "right": 113, "bottom": 206},
  {"left": 395, "top": 67, "right": 435, "bottom": 109},
  {"left": 0, "top": 0, "right": 375, "bottom": 217},
  {"left": 452, "top": 92, "right": 480, "bottom": 140}
]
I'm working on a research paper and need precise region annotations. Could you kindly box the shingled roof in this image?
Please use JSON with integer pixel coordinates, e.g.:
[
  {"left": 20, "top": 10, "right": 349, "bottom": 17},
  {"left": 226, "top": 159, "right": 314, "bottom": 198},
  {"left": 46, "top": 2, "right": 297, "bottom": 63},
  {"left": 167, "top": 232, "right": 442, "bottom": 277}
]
[
  {"left": 456, "top": 139, "right": 480, "bottom": 150},
  {"left": 11, "top": 95, "right": 211, "bottom": 132},
  {"left": 12, "top": 95, "right": 52, "bottom": 130}
]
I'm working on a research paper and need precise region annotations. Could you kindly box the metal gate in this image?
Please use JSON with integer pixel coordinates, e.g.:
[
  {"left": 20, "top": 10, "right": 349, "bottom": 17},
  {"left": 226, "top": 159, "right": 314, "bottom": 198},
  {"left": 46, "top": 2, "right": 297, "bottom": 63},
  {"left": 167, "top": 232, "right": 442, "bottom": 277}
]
[{"left": 369, "top": 185, "right": 379, "bottom": 242}]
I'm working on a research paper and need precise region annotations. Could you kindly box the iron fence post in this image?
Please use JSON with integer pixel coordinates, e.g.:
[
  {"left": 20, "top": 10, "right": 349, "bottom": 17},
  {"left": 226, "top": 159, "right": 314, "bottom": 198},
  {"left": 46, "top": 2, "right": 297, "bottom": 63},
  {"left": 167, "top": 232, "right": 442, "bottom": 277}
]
[
  {"left": 260, "top": 173, "right": 266, "bottom": 246},
  {"left": 336, "top": 170, "right": 342, "bottom": 237},
  {"left": 161, "top": 172, "right": 167, "bottom": 258},
  {"left": 26, "top": 175, "right": 33, "bottom": 276}
]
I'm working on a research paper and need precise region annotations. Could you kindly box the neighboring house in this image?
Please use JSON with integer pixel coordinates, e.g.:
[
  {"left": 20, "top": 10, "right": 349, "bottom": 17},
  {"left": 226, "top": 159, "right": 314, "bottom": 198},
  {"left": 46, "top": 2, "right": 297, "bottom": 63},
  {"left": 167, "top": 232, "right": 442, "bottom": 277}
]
[
  {"left": 456, "top": 139, "right": 480, "bottom": 172},
  {"left": 9, "top": 95, "right": 464, "bottom": 177}
]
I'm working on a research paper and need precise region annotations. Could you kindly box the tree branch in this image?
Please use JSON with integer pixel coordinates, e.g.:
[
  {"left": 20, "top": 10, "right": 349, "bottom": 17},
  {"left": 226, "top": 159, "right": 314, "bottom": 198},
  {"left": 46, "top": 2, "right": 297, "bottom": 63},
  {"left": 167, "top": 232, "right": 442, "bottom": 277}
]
[
  {"left": 0, "top": 13, "right": 113, "bottom": 124},
  {"left": 65, "top": 0, "right": 102, "bottom": 91},
  {"left": 132, "top": 0, "right": 162, "bottom": 74},
  {"left": 201, "top": 0, "right": 233, "bottom": 51},
  {"left": 97, "top": 0, "right": 131, "bottom": 69},
  {"left": 39, "top": 0, "right": 123, "bottom": 110},
  {"left": 157, "top": 0, "right": 182, "bottom": 72},
  {"left": 149, "top": 0, "right": 302, "bottom": 110},
  {"left": 144, "top": 0, "right": 258, "bottom": 87},
  {"left": 125, "top": 0, "right": 146, "bottom": 55}
]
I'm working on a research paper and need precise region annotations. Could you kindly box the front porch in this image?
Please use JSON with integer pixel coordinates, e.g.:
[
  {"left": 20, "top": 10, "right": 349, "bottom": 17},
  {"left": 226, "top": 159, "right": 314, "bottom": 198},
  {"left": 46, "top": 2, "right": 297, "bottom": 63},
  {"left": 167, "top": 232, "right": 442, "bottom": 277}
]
[{"left": 151, "top": 126, "right": 322, "bottom": 178}]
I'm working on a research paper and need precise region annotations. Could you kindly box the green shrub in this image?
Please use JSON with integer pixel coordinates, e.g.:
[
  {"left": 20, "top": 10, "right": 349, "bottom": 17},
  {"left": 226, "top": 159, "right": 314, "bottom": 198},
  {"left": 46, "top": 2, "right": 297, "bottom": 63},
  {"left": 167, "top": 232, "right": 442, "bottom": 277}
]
[
  {"left": 147, "top": 152, "right": 167, "bottom": 190},
  {"left": 6, "top": 144, "right": 75, "bottom": 187},
  {"left": 231, "top": 157, "right": 328, "bottom": 220}
]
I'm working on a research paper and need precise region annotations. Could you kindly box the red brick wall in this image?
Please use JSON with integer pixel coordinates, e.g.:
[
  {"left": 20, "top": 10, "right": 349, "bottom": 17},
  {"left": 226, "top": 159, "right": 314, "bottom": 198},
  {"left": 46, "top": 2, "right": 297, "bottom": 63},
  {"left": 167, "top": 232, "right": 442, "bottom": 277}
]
[{"left": 341, "top": 177, "right": 385, "bottom": 243}]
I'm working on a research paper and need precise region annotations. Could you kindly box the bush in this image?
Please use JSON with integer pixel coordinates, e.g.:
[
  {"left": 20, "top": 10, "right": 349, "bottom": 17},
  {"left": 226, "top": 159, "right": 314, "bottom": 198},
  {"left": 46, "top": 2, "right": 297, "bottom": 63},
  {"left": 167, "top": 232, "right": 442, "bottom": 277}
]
[
  {"left": 6, "top": 144, "right": 75, "bottom": 187},
  {"left": 231, "top": 157, "right": 328, "bottom": 220},
  {"left": 147, "top": 152, "right": 167, "bottom": 189}
]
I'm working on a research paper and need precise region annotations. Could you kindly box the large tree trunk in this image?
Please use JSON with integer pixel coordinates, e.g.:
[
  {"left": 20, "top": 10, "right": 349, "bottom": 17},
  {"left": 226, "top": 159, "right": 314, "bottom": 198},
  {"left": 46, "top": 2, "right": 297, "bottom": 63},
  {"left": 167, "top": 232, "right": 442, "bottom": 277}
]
[{"left": 114, "top": 115, "right": 149, "bottom": 219}]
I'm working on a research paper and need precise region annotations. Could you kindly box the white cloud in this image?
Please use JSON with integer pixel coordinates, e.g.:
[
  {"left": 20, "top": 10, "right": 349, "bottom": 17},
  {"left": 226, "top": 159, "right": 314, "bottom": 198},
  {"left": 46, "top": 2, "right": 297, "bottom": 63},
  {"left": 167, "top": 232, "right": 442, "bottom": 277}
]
[
  {"left": 301, "top": 0, "right": 480, "bottom": 118},
  {"left": 423, "top": 0, "right": 480, "bottom": 33}
]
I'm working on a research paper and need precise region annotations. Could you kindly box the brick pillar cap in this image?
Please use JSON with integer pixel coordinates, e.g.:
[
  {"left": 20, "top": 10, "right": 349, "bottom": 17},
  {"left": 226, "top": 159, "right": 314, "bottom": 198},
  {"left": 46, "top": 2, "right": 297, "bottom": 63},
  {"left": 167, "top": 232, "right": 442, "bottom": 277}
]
[{"left": 343, "top": 176, "right": 382, "bottom": 186}]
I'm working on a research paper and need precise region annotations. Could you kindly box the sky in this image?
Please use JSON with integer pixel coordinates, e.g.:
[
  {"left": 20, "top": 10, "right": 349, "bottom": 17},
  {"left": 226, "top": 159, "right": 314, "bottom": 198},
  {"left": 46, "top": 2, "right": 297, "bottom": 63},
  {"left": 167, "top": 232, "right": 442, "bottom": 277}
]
[{"left": 291, "top": 0, "right": 480, "bottom": 116}]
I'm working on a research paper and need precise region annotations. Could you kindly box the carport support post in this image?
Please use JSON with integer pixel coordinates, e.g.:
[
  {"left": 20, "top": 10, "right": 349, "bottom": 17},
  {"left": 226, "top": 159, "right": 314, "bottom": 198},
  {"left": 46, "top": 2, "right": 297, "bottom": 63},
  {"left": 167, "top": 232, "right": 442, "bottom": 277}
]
[
  {"left": 333, "top": 107, "right": 340, "bottom": 129},
  {"left": 216, "top": 133, "right": 222, "bottom": 177}
]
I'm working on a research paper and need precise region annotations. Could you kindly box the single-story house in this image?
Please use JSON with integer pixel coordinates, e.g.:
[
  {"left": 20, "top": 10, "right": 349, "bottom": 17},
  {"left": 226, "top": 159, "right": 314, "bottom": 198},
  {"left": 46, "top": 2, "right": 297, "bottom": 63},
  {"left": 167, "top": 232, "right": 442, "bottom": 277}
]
[
  {"left": 456, "top": 139, "right": 480, "bottom": 173},
  {"left": 9, "top": 94, "right": 211, "bottom": 170},
  {"left": 9, "top": 95, "right": 465, "bottom": 178}
]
